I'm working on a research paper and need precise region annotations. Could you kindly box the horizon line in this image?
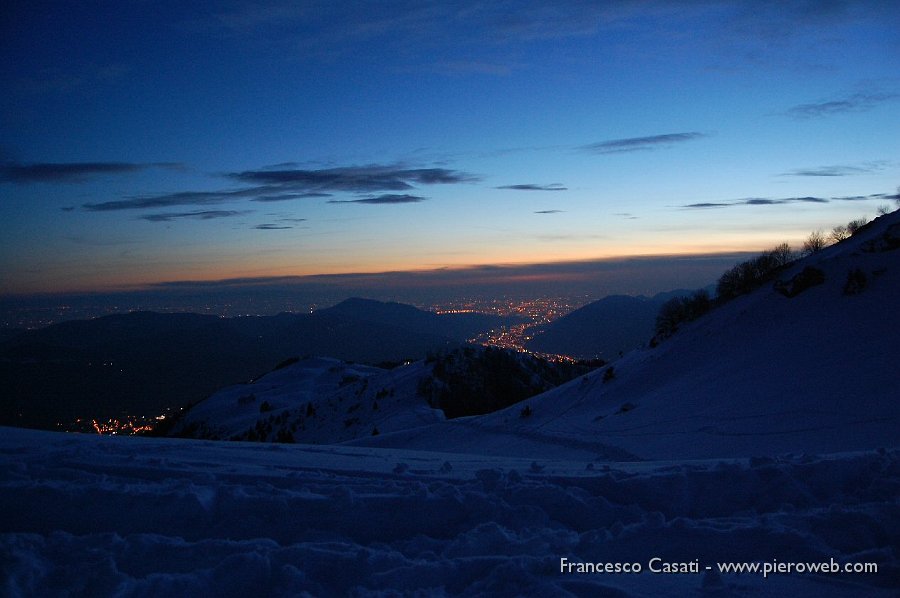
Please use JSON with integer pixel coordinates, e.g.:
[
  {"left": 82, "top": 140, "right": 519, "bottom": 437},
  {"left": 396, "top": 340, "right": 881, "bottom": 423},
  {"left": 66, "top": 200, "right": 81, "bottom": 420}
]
[{"left": 1, "top": 250, "right": 761, "bottom": 299}]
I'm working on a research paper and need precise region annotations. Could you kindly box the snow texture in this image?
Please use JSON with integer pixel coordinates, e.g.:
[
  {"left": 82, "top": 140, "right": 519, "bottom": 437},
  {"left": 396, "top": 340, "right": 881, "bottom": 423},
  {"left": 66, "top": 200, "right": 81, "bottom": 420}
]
[
  {"left": 3, "top": 211, "right": 900, "bottom": 595},
  {"left": 2, "top": 427, "right": 898, "bottom": 596},
  {"left": 168, "top": 357, "right": 443, "bottom": 443}
]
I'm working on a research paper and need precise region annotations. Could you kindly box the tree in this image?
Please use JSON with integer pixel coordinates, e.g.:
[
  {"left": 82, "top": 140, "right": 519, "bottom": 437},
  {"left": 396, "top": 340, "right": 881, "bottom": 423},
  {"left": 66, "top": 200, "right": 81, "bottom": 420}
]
[
  {"left": 655, "top": 290, "right": 712, "bottom": 338},
  {"left": 830, "top": 225, "right": 849, "bottom": 243},
  {"left": 769, "top": 243, "right": 793, "bottom": 267},
  {"left": 846, "top": 217, "right": 868, "bottom": 235},
  {"left": 802, "top": 230, "right": 826, "bottom": 255}
]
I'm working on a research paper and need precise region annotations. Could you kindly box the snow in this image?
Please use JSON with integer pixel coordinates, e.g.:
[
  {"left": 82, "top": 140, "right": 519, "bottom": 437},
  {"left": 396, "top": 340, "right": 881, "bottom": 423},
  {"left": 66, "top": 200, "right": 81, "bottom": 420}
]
[
  {"left": 171, "top": 357, "right": 445, "bottom": 443},
  {"left": 2, "top": 427, "right": 897, "bottom": 596},
  {"left": 358, "top": 211, "right": 900, "bottom": 461},
  {"left": 3, "top": 212, "right": 899, "bottom": 595}
]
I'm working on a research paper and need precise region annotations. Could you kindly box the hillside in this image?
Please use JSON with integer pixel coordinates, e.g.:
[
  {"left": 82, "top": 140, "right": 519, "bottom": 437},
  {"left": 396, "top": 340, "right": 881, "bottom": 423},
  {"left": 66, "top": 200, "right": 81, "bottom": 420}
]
[
  {"left": 525, "top": 289, "right": 698, "bottom": 359},
  {"left": 319, "top": 297, "right": 527, "bottom": 341},
  {"left": 169, "top": 357, "right": 442, "bottom": 443},
  {"left": 356, "top": 210, "right": 900, "bottom": 460},
  {"left": 170, "top": 347, "right": 591, "bottom": 444},
  {"left": 0, "top": 300, "right": 511, "bottom": 429}
]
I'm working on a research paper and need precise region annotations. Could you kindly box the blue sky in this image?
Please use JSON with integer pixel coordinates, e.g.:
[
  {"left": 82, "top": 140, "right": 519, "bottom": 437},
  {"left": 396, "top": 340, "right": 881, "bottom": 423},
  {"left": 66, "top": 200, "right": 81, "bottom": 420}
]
[{"left": 2, "top": 1, "right": 898, "bottom": 294}]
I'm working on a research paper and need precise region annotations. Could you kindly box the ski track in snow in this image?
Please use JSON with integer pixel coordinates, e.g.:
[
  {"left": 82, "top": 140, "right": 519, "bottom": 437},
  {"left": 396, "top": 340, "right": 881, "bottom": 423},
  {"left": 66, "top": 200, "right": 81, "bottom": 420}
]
[{"left": 2, "top": 427, "right": 898, "bottom": 597}]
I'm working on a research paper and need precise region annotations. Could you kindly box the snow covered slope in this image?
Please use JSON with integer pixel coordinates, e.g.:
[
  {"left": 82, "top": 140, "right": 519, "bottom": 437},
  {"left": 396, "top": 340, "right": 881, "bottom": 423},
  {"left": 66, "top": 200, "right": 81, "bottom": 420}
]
[
  {"left": 2, "top": 426, "right": 897, "bottom": 596},
  {"left": 358, "top": 211, "right": 900, "bottom": 460},
  {"left": 171, "top": 347, "right": 589, "bottom": 445},
  {"left": 169, "top": 357, "right": 445, "bottom": 443}
]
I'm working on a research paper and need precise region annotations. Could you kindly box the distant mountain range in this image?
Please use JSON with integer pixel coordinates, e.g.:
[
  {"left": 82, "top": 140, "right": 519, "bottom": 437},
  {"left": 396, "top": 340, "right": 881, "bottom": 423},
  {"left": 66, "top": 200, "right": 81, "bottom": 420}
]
[
  {"left": 0, "top": 298, "right": 522, "bottom": 429},
  {"left": 525, "top": 288, "right": 703, "bottom": 359}
]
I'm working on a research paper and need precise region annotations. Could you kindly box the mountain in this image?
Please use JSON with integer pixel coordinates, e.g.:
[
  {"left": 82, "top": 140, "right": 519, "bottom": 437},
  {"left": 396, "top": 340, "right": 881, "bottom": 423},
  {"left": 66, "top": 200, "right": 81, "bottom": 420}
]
[
  {"left": 169, "top": 357, "right": 444, "bottom": 443},
  {"left": 318, "top": 297, "right": 526, "bottom": 340},
  {"left": 3, "top": 213, "right": 898, "bottom": 597},
  {"left": 0, "top": 300, "right": 511, "bottom": 429},
  {"left": 356, "top": 210, "right": 900, "bottom": 460},
  {"left": 525, "top": 289, "right": 699, "bottom": 359},
  {"left": 169, "top": 346, "right": 591, "bottom": 443}
]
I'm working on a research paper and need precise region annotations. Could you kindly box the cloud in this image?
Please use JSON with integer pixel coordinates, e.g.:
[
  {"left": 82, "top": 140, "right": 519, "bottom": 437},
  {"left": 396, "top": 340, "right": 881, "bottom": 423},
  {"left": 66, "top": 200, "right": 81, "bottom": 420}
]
[
  {"left": 681, "top": 196, "right": 829, "bottom": 209},
  {"left": 580, "top": 132, "right": 706, "bottom": 154},
  {"left": 833, "top": 192, "right": 896, "bottom": 202},
  {"left": 81, "top": 163, "right": 474, "bottom": 212},
  {"left": 534, "top": 210, "right": 564, "bottom": 214},
  {"left": 229, "top": 165, "right": 477, "bottom": 192},
  {"left": 84, "top": 187, "right": 330, "bottom": 211},
  {"left": 683, "top": 202, "right": 732, "bottom": 209},
  {"left": 199, "top": 2, "right": 897, "bottom": 83},
  {"left": 328, "top": 194, "right": 426, "bottom": 205},
  {"left": 85, "top": 188, "right": 264, "bottom": 211},
  {"left": 1, "top": 162, "right": 182, "bottom": 184},
  {"left": 786, "top": 92, "right": 899, "bottom": 119},
  {"left": 254, "top": 224, "right": 293, "bottom": 230},
  {"left": 780, "top": 162, "right": 888, "bottom": 177},
  {"left": 252, "top": 192, "right": 332, "bottom": 202},
  {"left": 744, "top": 198, "right": 786, "bottom": 205},
  {"left": 139, "top": 210, "right": 247, "bottom": 222},
  {"left": 497, "top": 183, "right": 567, "bottom": 191}
]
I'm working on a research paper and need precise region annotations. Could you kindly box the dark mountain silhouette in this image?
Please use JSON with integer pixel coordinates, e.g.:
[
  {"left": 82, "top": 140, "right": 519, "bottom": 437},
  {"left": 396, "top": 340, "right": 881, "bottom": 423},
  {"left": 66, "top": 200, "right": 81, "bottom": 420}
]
[
  {"left": 0, "top": 300, "right": 513, "bottom": 430},
  {"left": 525, "top": 289, "right": 699, "bottom": 359},
  {"left": 319, "top": 297, "right": 525, "bottom": 340}
]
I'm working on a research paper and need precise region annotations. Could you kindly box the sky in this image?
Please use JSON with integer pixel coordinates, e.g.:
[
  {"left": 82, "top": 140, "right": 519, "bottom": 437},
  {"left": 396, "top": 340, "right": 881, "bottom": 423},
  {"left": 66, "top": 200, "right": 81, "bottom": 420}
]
[{"left": 1, "top": 0, "right": 899, "bottom": 297}]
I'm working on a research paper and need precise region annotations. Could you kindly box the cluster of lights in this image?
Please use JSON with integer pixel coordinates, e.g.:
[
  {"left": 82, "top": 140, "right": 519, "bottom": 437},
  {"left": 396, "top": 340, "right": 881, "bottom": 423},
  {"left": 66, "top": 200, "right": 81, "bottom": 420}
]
[
  {"left": 60, "top": 412, "right": 175, "bottom": 436},
  {"left": 437, "top": 296, "right": 587, "bottom": 363}
]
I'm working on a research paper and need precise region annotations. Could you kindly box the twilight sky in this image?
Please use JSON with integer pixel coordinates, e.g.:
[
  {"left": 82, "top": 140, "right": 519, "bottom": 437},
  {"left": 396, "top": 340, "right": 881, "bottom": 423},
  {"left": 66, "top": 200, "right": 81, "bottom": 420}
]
[{"left": 2, "top": 1, "right": 899, "bottom": 295}]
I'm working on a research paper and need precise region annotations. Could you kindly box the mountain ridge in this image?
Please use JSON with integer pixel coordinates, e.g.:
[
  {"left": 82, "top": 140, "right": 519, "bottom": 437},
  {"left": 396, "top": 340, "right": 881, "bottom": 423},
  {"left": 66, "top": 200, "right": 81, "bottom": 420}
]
[
  {"left": 353, "top": 210, "right": 900, "bottom": 460},
  {"left": 0, "top": 301, "right": 512, "bottom": 429},
  {"left": 525, "top": 289, "right": 702, "bottom": 359}
]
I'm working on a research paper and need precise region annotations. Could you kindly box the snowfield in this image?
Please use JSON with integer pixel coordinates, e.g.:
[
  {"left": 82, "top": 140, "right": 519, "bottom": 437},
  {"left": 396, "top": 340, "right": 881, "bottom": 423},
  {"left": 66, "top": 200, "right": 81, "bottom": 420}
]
[
  {"left": 1, "top": 427, "right": 897, "bottom": 596},
  {"left": 3, "top": 211, "right": 899, "bottom": 595}
]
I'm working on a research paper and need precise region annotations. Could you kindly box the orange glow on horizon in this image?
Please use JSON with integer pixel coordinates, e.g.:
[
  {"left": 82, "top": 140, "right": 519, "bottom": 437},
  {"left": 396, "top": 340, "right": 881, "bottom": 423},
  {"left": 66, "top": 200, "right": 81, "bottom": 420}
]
[{"left": 5, "top": 231, "right": 807, "bottom": 296}]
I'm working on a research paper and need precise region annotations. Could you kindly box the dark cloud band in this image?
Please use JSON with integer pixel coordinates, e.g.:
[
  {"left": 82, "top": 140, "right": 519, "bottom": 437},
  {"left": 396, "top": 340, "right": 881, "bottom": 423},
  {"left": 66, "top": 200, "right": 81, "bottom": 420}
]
[
  {"left": 139, "top": 210, "right": 246, "bottom": 222},
  {"left": 786, "top": 92, "right": 899, "bottom": 119},
  {"left": 82, "top": 164, "right": 473, "bottom": 211},
  {"left": 780, "top": 162, "right": 887, "bottom": 177},
  {"left": 229, "top": 165, "right": 477, "bottom": 191},
  {"left": 1, "top": 162, "right": 182, "bottom": 183},
  {"left": 497, "top": 183, "right": 567, "bottom": 191},
  {"left": 328, "top": 194, "right": 426, "bottom": 205},
  {"left": 680, "top": 193, "right": 891, "bottom": 209},
  {"left": 581, "top": 132, "right": 706, "bottom": 154}
]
